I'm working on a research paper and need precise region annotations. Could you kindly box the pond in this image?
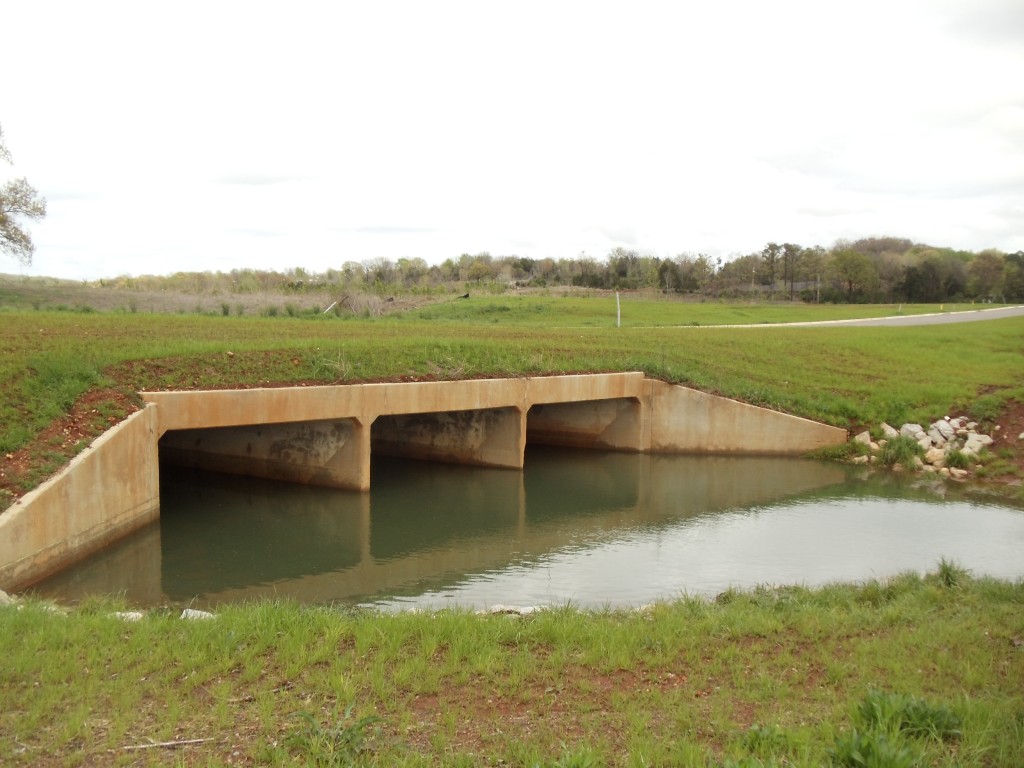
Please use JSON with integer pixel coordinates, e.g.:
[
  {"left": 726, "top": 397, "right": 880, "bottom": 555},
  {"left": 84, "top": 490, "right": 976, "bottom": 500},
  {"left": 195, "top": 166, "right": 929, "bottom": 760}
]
[{"left": 30, "top": 447, "right": 1024, "bottom": 610}]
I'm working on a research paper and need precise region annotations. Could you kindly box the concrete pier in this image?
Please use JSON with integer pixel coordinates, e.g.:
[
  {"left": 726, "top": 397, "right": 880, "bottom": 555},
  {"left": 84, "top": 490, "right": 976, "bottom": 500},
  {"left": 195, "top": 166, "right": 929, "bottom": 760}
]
[{"left": 0, "top": 374, "right": 847, "bottom": 590}]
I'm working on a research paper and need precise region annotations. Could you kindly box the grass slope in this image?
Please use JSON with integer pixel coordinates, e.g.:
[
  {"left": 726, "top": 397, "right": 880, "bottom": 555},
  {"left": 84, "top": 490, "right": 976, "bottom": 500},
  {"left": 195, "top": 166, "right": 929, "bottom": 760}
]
[
  {"left": 2, "top": 569, "right": 1021, "bottom": 766},
  {"left": 3, "top": 305, "right": 1023, "bottom": 457}
]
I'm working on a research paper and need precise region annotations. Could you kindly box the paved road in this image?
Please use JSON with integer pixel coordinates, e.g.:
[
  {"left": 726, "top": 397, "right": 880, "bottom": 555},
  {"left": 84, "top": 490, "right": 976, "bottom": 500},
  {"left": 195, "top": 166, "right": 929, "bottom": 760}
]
[{"left": 719, "top": 305, "right": 1024, "bottom": 328}]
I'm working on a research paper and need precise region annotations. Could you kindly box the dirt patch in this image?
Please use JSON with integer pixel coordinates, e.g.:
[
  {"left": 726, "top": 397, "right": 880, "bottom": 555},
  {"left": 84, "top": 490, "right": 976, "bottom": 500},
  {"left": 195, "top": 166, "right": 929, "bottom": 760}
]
[
  {"left": 1, "top": 388, "right": 142, "bottom": 502},
  {"left": 980, "top": 397, "right": 1024, "bottom": 488}
]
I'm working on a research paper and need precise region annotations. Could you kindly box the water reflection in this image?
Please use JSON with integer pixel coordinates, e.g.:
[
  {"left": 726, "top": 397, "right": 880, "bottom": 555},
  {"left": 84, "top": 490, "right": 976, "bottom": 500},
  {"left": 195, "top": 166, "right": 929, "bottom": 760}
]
[{"left": 30, "top": 448, "right": 1024, "bottom": 609}]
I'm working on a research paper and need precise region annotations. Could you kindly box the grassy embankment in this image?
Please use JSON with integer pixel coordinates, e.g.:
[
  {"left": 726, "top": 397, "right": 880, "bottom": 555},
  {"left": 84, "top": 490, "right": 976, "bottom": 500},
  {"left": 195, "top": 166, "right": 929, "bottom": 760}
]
[
  {"left": 2, "top": 296, "right": 1023, "bottom": 765},
  {"left": 3, "top": 297, "right": 1023, "bottom": 499},
  {"left": 2, "top": 567, "right": 1023, "bottom": 766}
]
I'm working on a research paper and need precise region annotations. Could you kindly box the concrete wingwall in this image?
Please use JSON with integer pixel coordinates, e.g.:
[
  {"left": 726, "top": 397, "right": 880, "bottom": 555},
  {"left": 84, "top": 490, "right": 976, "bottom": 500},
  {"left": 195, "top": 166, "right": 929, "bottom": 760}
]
[
  {"left": 0, "top": 375, "right": 847, "bottom": 591},
  {"left": 644, "top": 380, "right": 847, "bottom": 455},
  {"left": 0, "top": 406, "right": 160, "bottom": 591}
]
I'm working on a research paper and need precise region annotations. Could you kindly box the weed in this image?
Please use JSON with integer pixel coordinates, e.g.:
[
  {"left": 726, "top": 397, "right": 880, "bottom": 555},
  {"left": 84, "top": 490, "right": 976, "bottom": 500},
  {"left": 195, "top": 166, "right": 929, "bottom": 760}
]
[
  {"left": 856, "top": 690, "right": 963, "bottom": 741},
  {"left": 307, "top": 348, "right": 352, "bottom": 382},
  {"left": 878, "top": 436, "right": 923, "bottom": 468},
  {"left": 808, "top": 442, "right": 863, "bottom": 461},
  {"left": 536, "top": 743, "right": 603, "bottom": 767},
  {"left": 945, "top": 448, "right": 970, "bottom": 469},
  {"left": 828, "top": 728, "right": 919, "bottom": 768},
  {"left": 974, "top": 458, "right": 1020, "bottom": 479},
  {"left": 971, "top": 393, "right": 1004, "bottom": 425},
  {"left": 935, "top": 558, "right": 969, "bottom": 590},
  {"left": 715, "top": 587, "right": 742, "bottom": 605},
  {"left": 740, "top": 723, "right": 791, "bottom": 756},
  {"left": 286, "top": 703, "right": 381, "bottom": 767}
]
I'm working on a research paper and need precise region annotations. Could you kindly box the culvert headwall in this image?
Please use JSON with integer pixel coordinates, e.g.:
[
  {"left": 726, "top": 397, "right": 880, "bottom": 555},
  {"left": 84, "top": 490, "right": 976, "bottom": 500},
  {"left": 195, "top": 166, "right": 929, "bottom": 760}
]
[{"left": 0, "top": 373, "right": 847, "bottom": 589}]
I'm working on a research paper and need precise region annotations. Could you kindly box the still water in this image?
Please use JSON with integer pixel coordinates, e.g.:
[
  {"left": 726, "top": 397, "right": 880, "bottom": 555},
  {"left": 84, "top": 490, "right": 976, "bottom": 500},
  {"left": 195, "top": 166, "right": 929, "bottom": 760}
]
[{"left": 32, "top": 447, "right": 1024, "bottom": 610}]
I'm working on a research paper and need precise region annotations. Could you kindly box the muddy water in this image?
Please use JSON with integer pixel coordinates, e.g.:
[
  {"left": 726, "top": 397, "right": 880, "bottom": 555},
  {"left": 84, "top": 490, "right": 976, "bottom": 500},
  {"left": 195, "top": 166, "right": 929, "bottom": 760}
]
[{"left": 30, "top": 447, "right": 1024, "bottom": 609}]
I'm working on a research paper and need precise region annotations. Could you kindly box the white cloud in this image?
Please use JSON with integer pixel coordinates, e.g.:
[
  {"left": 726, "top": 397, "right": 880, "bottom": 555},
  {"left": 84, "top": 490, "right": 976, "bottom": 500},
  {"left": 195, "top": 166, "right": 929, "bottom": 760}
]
[{"left": 2, "top": 0, "right": 1023, "bottom": 280}]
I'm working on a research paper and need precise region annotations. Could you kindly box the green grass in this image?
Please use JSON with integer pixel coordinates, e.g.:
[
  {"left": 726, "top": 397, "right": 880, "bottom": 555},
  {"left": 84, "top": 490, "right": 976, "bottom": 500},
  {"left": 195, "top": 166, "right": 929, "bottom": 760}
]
[
  {"left": 0, "top": 298, "right": 1022, "bottom": 512},
  {"left": 879, "top": 436, "right": 924, "bottom": 469},
  {"left": 406, "top": 295, "right": 971, "bottom": 328},
  {"left": 2, "top": 305, "right": 1023, "bottom": 459},
  {"left": 3, "top": 296, "right": 1023, "bottom": 764},
  {"left": 2, "top": 568, "right": 1021, "bottom": 766}
]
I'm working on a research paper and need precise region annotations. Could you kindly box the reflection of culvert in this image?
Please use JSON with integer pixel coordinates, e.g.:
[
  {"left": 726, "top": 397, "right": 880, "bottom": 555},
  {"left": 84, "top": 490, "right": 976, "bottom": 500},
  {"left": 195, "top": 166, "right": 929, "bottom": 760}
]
[{"left": 158, "top": 466, "right": 365, "bottom": 599}]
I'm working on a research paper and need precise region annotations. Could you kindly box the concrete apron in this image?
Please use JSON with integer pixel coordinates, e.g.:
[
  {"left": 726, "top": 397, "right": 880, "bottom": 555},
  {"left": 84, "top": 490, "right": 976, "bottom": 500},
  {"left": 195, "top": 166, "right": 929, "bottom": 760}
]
[{"left": 0, "top": 373, "right": 847, "bottom": 591}]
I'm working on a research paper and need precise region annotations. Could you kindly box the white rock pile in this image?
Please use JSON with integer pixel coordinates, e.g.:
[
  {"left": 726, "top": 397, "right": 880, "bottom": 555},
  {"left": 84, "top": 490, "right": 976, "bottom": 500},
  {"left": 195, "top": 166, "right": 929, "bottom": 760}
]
[{"left": 851, "top": 416, "right": 994, "bottom": 480}]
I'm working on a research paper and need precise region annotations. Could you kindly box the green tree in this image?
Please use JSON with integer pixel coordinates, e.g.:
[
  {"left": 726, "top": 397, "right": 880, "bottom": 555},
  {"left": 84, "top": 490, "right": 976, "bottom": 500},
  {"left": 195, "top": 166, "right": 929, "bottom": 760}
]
[
  {"left": 1004, "top": 252, "right": 1024, "bottom": 301},
  {"left": 966, "top": 250, "right": 1004, "bottom": 300},
  {"left": 0, "top": 124, "right": 47, "bottom": 266},
  {"left": 607, "top": 247, "right": 641, "bottom": 289},
  {"left": 760, "top": 242, "right": 782, "bottom": 298},
  {"left": 716, "top": 253, "right": 761, "bottom": 296},
  {"left": 782, "top": 242, "right": 801, "bottom": 300},
  {"left": 830, "top": 249, "right": 878, "bottom": 302},
  {"left": 466, "top": 256, "right": 494, "bottom": 282},
  {"left": 798, "top": 245, "right": 826, "bottom": 303},
  {"left": 657, "top": 258, "right": 682, "bottom": 292}
]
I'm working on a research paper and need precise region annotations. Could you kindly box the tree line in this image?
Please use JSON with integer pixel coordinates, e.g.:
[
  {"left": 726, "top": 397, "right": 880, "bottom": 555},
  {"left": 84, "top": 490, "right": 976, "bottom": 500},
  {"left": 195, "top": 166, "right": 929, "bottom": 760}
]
[
  {"left": 102, "top": 236, "right": 1024, "bottom": 304},
  {"left": 3, "top": 125, "right": 1022, "bottom": 303}
]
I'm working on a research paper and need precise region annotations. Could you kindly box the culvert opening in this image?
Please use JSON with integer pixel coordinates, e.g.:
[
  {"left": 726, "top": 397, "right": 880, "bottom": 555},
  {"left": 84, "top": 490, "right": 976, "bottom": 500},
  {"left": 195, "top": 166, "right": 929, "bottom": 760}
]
[
  {"left": 370, "top": 406, "right": 523, "bottom": 470},
  {"left": 154, "top": 397, "right": 644, "bottom": 495},
  {"left": 526, "top": 397, "right": 642, "bottom": 451},
  {"left": 157, "top": 417, "right": 366, "bottom": 490}
]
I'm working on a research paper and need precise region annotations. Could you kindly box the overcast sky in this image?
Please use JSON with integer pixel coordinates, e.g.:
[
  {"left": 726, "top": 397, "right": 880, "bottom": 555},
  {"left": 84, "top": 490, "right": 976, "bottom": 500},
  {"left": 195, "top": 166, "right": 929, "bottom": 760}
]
[{"left": 3, "top": 1, "right": 1023, "bottom": 280}]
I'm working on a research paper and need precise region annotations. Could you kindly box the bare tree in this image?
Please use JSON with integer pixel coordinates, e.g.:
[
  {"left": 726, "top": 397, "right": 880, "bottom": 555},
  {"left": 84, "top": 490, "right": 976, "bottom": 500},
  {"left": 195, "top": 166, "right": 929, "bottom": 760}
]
[{"left": 0, "top": 124, "right": 47, "bottom": 266}]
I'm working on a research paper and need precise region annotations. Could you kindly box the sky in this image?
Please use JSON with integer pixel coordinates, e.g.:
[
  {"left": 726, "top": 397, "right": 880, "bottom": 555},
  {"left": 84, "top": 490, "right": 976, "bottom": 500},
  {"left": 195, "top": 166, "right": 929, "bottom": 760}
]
[{"left": 2, "top": 0, "right": 1023, "bottom": 281}]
